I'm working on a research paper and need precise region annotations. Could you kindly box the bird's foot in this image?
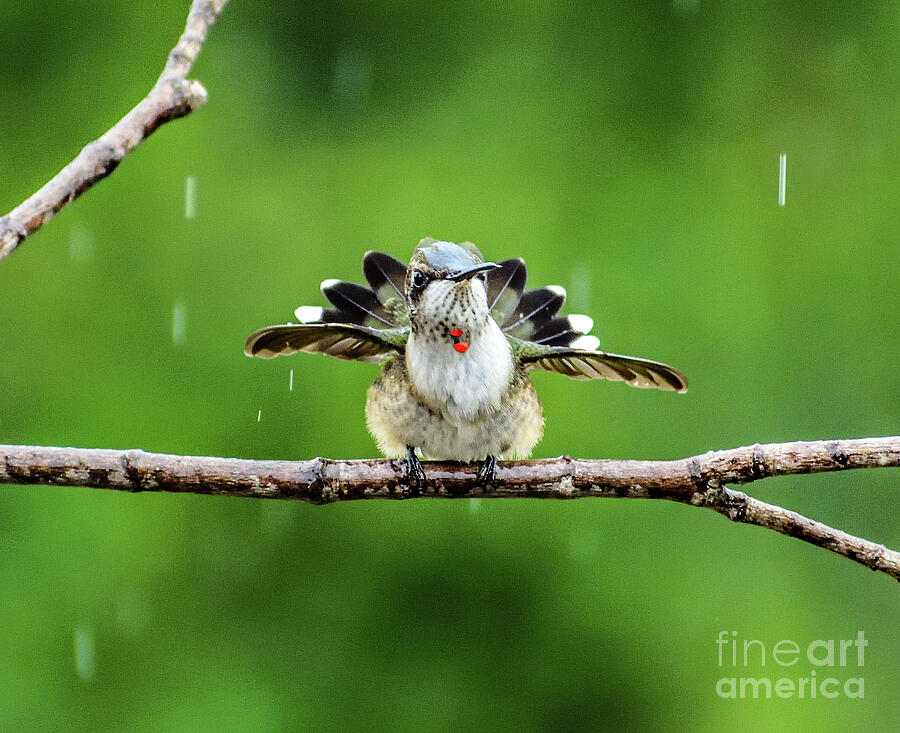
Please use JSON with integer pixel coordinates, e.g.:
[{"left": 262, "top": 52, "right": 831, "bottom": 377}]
[
  {"left": 404, "top": 445, "right": 427, "bottom": 493},
  {"left": 475, "top": 455, "right": 497, "bottom": 491}
]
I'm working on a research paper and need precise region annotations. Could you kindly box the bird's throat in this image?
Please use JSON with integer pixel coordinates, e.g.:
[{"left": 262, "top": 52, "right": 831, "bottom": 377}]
[{"left": 406, "top": 320, "right": 514, "bottom": 418}]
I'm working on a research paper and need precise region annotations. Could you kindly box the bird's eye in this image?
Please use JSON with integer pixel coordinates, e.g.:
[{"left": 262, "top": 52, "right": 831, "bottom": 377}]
[{"left": 411, "top": 270, "right": 427, "bottom": 291}]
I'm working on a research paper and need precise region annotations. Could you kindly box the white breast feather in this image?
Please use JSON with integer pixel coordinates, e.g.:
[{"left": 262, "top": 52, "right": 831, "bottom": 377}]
[{"left": 407, "top": 319, "right": 513, "bottom": 420}]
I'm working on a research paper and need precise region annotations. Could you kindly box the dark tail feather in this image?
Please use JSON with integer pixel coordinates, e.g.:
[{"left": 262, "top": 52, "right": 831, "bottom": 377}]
[
  {"left": 531, "top": 316, "right": 581, "bottom": 346},
  {"left": 502, "top": 284, "right": 596, "bottom": 348},
  {"left": 501, "top": 286, "right": 566, "bottom": 340},
  {"left": 363, "top": 251, "right": 407, "bottom": 308},
  {"left": 320, "top": 280, "right": 396, "bottom": 328},
  {"left": 486, "top": 258, "right": 527, "bottom": 325}
]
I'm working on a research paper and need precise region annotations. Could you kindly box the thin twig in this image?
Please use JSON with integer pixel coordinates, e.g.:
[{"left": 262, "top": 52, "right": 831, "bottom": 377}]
[
  {"left": 1, "top": 437, "right": 898, "bottom": 580},
  {"left": 0, "top": 0, "right": 228, "bottom": 261}
]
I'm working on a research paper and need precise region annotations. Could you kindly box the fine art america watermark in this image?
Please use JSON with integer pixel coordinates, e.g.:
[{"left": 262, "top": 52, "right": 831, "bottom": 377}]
[{"left": 715, "top": 631, "right": 867, "bottom": 699}]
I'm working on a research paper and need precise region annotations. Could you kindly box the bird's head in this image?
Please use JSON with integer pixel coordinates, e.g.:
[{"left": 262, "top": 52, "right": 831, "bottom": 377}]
[{"left": 405, "top": 238, "right": 500, "bottom": 348}]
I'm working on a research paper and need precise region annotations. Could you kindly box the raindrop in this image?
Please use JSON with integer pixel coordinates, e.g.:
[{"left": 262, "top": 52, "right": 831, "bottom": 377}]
[
  {"left": 172, "top": 302, "right": 187, "bottom": 345},
  {"left": 778, "top": 153, "right": 787, "bottom": 207},
  {"left": 569, "top": 267, "right": 592, "bottom": 314},
  {"left": 469, "top": 498, "right": 481, "bottom": 514},
  {"left": 289, "top": 369, "right": 294, "bottom": 392},
  {"left": 257, "top": 409, "right": 262, "bottom": 422},
  {"left": 73, "top": 627, "right": 95, "bottom": 681},
  {"left": 184, "top": 175, "right": 198, "bottom": 219},
  {"left": 68, "top": 224, "right": 95, "bottom": 263}
]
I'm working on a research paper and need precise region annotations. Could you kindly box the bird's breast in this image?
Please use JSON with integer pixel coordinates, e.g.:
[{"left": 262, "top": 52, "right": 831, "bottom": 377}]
[{"left": 406, "top": 320, "right": 514, "bottom": 419}]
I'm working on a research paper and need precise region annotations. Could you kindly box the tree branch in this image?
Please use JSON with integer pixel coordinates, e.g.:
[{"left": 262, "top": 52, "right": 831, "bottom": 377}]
[
  {"left": 0, "top": 0, "right": 228, "bottom": 261},
  {"left": 2, "top": 437, "right": 898, "bottom": 580}
]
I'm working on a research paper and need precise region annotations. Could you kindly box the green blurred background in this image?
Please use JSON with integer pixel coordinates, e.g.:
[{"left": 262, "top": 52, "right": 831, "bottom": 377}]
[{"left": 1, "top": 1, "right": 897, "bottom": 730}]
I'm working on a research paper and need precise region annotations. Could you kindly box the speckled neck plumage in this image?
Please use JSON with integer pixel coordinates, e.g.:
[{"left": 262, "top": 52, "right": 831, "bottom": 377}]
[{"left": 406, "top": 278, "right": 514, "bottom": 420}]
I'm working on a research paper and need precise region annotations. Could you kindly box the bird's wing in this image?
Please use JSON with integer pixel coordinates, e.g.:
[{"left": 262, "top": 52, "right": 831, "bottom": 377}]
[
  {"left": 516, "top": 343, "right": 688, "bottom": 392},
  {"left": 244, "top": 323, "right": 406, "bottom": 363}
]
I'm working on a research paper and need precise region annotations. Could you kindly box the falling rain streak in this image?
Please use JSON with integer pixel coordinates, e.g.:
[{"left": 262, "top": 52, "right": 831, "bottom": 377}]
[
  {"left": 569, "top": 267, "right": 592, "bottom": 313},
  {"left": 257, "top": 410, "right": 262, "bottom": 422},
  {"left": 172, "top": 302, "right": 186, "bottom": 345},
  {"left": 778, "top": 154, "right": 787, "bottom": 207},
  {"left": 184, "top": 175, "right": 198, "bottom": 219},
  {"left": 68, "top": 224, "right": 95, "bottom": 263},
  {"left": 73, "top": 627, "right": 95, "bottom": 681}
]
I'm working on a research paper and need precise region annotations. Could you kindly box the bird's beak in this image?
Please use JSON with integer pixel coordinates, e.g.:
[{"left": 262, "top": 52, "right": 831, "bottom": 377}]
[{"left": 446, "top": 262, "right": 501, "bottom": 282}]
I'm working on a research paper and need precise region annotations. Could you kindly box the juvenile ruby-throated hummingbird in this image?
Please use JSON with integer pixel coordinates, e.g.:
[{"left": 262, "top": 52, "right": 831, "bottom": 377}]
[{"left": 244, "top": 238, "right": 687, "bottom": 486}]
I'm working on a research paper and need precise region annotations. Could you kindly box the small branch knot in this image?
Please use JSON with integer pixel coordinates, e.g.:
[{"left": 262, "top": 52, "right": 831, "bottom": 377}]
[
  {"left": 119, "top": 450, "right": 143, "bottom": 491},
  {"left": 687, "top": 457, "right": 706, "bottom": 493},
  {"left": 310, "top": 456, "right": 336, "bottom": 504},
  {"left": 857, "top": 543, "right": 887, "bottom": 572},
  {"left": 827, "top": 440, "right": 850, "bottom": 468},
  {"left": 750, "top": 443, "right": 766, "bottom": 480}
]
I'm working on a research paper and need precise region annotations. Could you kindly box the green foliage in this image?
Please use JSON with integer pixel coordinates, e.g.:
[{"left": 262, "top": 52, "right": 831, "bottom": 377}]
[{"left": 0, "top": 2, "right": 897, "bottom": 730}]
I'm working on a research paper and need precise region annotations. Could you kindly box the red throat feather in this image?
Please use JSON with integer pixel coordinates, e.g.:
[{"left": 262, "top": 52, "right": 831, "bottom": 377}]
[{"left": 449, "top": 328, "right": 468, "bottom": 353}]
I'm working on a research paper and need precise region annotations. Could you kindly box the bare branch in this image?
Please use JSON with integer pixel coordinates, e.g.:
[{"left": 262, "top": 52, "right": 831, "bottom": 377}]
[
  {"left": 2, "top": 437, "right": 898, "bottom": 580},
  {"left": 0, "top": 0, "right": 228, "bottom": 261}
]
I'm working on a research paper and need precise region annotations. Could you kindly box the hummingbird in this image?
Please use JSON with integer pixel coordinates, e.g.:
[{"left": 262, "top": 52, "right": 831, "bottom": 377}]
[{"left": 244, "top": 237, "right": 687, "bottom": 487}]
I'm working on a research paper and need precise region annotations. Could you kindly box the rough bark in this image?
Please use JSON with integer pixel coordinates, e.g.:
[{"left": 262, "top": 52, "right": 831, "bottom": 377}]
[
  {"left": 2, "top": 437, "right": 898, "bottom": 580},
  {"left": 0, "top": 0, "right": 228, "bottom": 260}
]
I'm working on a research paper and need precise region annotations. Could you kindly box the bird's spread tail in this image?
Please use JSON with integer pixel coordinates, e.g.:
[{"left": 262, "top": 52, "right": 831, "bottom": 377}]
[
  {"left": 304, "top": 251, "right": 408, "bottom": 329},
  {"left": 485, "top": 259, "right": 598, "bottom": 349}
]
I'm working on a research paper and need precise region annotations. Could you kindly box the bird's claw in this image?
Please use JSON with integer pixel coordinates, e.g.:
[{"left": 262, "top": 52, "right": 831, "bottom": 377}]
[
  {"left": 404, "top": 446, "right": 427, "bottom": 493},
  {"left": 475, "top": 455, "right": 497, "bottom": 490}
]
